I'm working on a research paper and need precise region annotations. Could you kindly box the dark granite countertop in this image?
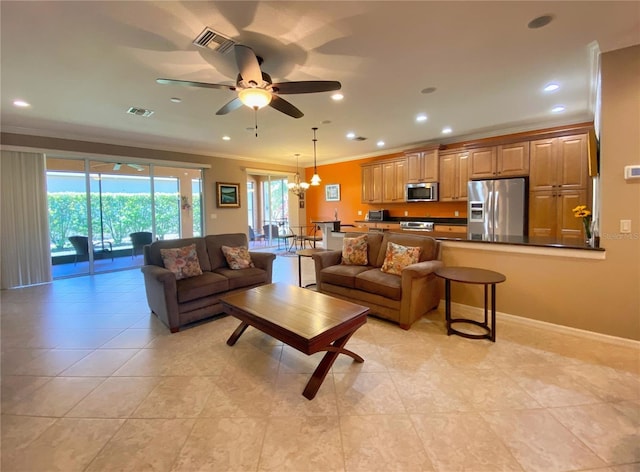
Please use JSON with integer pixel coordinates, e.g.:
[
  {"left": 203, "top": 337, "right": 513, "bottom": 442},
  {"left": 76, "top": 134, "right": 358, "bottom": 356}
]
[
  {"left": 355, "top": 217, "right": 468, "bottom": 225},
  {"left": 337, "top": 227, "right": 604, "bottom": 251}
]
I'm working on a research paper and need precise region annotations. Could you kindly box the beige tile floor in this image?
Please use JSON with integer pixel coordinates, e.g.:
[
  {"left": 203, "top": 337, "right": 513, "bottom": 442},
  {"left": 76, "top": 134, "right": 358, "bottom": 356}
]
[{"left": 1, "top": 254, "right": 639, "bottom": 471}]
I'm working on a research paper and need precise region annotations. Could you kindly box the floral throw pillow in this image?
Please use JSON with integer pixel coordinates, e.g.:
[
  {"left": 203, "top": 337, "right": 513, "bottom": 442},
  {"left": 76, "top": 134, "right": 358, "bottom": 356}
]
[
  {"left": 221, "top": 245, "right": 255, "bottom": 270},
  {"left": 380, "top": 242, "right": 422, "bottom": 276},
  {"left": 160, "top": 244, "right": 203, "bottom": 280},
  {"left": 342, "top": 234, "right": 368, "bottom": 266}
]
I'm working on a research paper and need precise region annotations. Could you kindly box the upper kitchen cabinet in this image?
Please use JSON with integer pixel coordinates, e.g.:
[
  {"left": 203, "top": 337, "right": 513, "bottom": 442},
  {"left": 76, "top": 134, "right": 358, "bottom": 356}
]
[
  {"left": 530, "top": 134, "right": 588, "bottom": 191},
  {"left": 439, "top": 150, "right": 469, "bottom": 201},
  {"left": 406, "top": 147, "right": 440, "bottom": 183},
  {"left": 361, "top": 162, "right": 383, "bottom": 203},
  {"left": 382, "top": 158, "right": 408, "bottom": 203},
  {"left": 468, "top": 142, "right": 530, "bottom": 179}
]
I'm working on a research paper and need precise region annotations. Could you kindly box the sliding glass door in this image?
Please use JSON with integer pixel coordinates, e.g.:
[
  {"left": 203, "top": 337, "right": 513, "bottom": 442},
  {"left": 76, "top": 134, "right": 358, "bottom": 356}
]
[{"left": 47, "top": 158, "right": 203, "bottom": 278}]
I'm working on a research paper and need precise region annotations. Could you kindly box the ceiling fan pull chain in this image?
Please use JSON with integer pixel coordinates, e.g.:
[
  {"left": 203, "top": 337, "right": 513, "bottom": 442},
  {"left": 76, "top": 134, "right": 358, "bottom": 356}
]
[{"left": 254, "top": 107, "right": 259, "bottom": 138}]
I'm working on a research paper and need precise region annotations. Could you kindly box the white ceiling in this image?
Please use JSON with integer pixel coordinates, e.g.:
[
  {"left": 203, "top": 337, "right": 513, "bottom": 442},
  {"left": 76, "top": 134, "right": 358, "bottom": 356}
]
[{"left": 1, "top": 1, "right": 638, "bottom": 167}]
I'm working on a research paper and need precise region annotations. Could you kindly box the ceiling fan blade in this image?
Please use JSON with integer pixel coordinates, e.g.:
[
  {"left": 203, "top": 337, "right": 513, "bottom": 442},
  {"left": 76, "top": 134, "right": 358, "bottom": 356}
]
[
  {"left": 113, "top": 163, "right": 121, "bottom": 171},
  {"left": 216, "top": 97, "right": 244, "bottom": 115},
  {"left": 156, "top": 78, "right": 235, "bottom": 90},
  {"left": 272, "top": 80, "right": 342, "bottom": 94},
  {"left": 234, "top": 45, "right": 262, "bottom": 85},
  {"left": 269, "top": 95, "right": 304, "bottom": 119}
]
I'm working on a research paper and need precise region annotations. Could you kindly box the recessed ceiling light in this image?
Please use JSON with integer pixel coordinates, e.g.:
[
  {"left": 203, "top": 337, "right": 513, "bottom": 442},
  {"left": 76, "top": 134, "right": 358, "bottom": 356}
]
[
  {"left": 442, "top": 127, "right": 452, "bottom": 134},
  {"left": 13, "top": 99, "right": 30, "bottom": 108},
  {"left": 346, "top": 132, "right": 356, "bottom": 139},
  {"left": 377, "top": 140, "right": 385, "bottom": 147},
  {"left": 331, "top": 93, "right": 344, "bottom": 101},
  {"left": 416, "top": 114, "right": 427, "bottom": 122},
  {"left": 551, "top": 105, "right": 565, "bottom": 113},
  {"left": 544, "top": 83, "right": 559, "bottom": 92},
  {"left": 528, "top": 14, "right": 553, "bottom": 29},
  {"left": 170, "top": 97, "right": 182, "bottom": 103},
  {"left": 420, "top": 87, "right": 437, "bottom": 94},
  {"left": 222, "top": 135, "right": 231, "bottom": 141}
]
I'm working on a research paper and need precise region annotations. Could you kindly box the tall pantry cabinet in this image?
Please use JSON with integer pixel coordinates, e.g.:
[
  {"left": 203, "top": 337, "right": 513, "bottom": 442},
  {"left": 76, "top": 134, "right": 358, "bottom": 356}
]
[{"left": 528, "top": 134, "right": 590, "bottom": 242}]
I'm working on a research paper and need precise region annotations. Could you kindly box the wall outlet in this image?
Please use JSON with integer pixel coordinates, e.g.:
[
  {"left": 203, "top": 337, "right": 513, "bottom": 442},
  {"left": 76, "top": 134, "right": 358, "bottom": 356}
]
[
  {"left": 357, "top": 210, "right": 362, "bottom": 216},
  {"left": 210, "top": 213, "right": 217, "bottom": 220},
  {"left": 454, "top": 210, "right": 459, "bottom": 217},
  {"left": 404, "top": 210, "right": 409, "bottom": 216},
  {"left": 620, "top": 219, "right": 631, "bottom": 233}
]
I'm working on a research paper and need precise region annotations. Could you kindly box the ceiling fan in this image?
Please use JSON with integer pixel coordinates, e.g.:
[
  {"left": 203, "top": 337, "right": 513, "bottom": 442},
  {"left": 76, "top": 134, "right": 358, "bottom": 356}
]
[
  {"left": 93, "top": 162, "right": 144, "bottom": 172},
  {"left": 156, "top": 44, "right": 341, "bottom": 119}
]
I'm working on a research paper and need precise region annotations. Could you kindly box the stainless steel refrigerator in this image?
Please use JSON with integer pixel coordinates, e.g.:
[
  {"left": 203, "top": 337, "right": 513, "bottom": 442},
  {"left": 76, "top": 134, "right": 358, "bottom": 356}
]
[{"left": 467, "top": 177, "right": 527, "bottom": 240}]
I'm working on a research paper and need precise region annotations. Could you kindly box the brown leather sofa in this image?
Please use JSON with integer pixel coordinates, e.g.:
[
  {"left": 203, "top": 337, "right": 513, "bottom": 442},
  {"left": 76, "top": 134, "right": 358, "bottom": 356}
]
[
  {"left": 141, "top": 233, "right": 275, "bottom": 332},
  {"left": 312, "top": 232, "right": 442, "bottom": 329}
]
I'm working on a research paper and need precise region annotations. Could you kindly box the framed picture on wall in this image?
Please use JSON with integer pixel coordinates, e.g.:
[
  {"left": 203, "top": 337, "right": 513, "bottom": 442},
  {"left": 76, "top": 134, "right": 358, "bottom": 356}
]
[
  {"left": 325, "top": 184, "right": 340, "bottom": 202},
  {"left": 299, "top": 200, "right": 305, "bottom": 209},
  {"left": 216, "top": 182, "right": 240, "bottom": 208}
]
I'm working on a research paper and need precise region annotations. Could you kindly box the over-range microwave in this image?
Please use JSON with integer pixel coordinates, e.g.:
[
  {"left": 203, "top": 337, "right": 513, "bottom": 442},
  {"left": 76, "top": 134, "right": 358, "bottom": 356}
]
[{"left": 405, "top": 182, "right": 439, "bottom": 202}]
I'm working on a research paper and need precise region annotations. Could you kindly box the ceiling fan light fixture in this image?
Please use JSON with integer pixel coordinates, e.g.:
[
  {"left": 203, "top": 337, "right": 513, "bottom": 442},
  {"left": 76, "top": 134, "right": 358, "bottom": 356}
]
[{"left": 238, "top": 88, "right": 272, "bottom": 109}]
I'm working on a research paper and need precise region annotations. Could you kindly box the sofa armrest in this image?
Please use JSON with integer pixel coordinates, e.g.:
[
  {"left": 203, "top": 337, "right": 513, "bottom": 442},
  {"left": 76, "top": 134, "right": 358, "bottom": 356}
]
[
  {"left": 249, "top": 251, "right": 277, "bottom": 283},
  {"left": 312, "top": 250, "right": 342, "bottom": 291},
  {"left": 312, "top": 250, "right": 342, "bottom": 269},
  {"left": 140, "top": 264, "right": 180, "bottom": 332},
  {"left": 402, "top": 260, "right": 444, "bottom": 279},
  {"left": 398, "top": 260, "right": 444, "bottom": 329}
]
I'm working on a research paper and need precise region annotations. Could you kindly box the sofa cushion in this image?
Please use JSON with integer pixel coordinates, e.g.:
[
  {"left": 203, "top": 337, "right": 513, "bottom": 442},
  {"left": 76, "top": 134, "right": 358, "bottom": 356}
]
[
  {"left": 205, "top": 233, "right": 250, "bottom": 270},
  {"left": 380, "top": 242, "right": 421, "bottom": 275},
  {"left": 376, "top": 233, "right": 438, "bottom": 266},
  {"left": 355, "top": 269, "right": 402, "bottom": 301},
  {"left": 176, "top": 272, "right": 229, "bottom": 303},
  {"left": 146, "top": 237, "right": 211, "bottom": 272},
  {"left": 160, "top": 244, "right": 203, "bottom": 280},
  {"left": 320, "top": 264, "right": 373, "bottom": 288},
  {"left": 342, "top": 234, "right": 368, "bottom": 265},
  {"left": 214, "top": 267, "right": 267, "bottom": 290},
  {"left": 221, "top": 245, "right": 255, "bottom": 269}
]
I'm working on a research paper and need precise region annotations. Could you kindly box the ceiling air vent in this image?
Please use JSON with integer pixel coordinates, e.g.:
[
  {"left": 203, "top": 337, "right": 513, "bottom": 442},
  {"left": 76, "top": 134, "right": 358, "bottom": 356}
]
[
  {"left": 126, "top": 107, "right": 154, "bottom": 118},
  {"left": 193, "top": 27, "right": 236, "bottom": 54}
]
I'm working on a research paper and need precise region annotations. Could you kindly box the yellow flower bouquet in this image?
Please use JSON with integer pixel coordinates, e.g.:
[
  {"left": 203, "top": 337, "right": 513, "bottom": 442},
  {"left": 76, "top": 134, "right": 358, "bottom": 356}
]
[{"left": 572, "top": 205, "right": 592, "bottom": 239}]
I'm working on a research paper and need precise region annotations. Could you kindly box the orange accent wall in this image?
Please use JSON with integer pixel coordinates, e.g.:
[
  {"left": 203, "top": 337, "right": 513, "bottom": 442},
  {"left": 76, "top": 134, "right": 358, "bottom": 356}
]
[{"left": 304, "top": 153, "right": 467, "bottom": 225}]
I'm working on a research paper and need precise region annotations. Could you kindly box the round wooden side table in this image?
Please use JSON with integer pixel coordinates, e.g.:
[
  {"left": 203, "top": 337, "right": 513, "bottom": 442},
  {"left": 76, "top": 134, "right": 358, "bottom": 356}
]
[{"left": 435, "top": 266, "right": 506, "bottom": 342}]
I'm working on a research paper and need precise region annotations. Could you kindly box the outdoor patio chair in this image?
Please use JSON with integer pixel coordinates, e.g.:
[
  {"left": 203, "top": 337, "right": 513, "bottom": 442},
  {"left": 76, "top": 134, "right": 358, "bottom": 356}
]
[
  {"left": 129, "top": 231, "right": 153, "bottom": 257},
  {"left": 68, "top": 236, "right": 113, "bottom": 265}
]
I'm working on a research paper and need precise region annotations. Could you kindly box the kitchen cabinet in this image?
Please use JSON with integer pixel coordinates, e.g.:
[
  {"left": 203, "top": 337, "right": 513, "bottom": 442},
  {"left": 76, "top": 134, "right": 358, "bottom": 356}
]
[
  {"left": 468, "top": 142, "right": 529, "bottom": 179},
  {"left": 406, "top": 149, "right": 439, "bottom": 183},
  {"left": 382, "top": 158, "right": 408, "bottom": 203},
  {"left": 529, "top": 134, "right": 589, "bottom": 240},
  {"left": 439, "top": 151, "right": 469, "bottom": 201},
  {"left": 529, "top": 189, "right": 587, "bottom": 242},
  {"left": 361, "top": 163, "right": 383, "bottom": 203},
  {"left": 434, "top": 225, "right": 467, "bottom": 234},
  {"left": 530, "top": 135, "right": 588, "bottom": 191}
]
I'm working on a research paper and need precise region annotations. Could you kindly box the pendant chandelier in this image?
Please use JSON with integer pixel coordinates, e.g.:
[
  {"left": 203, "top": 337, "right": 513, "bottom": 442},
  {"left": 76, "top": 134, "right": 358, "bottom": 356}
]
[
  {"left": 310, "top": 127, "right": 321, "bottom": 186},
  {"left": 287, "top": 153, "right": 309, "bottom": 197}
]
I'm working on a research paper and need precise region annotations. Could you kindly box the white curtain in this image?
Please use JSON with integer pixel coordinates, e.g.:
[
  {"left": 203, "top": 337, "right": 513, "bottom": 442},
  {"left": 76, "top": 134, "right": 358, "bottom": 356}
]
[{"left": 1, "top": 151, "right": 52, "bottom": 288}]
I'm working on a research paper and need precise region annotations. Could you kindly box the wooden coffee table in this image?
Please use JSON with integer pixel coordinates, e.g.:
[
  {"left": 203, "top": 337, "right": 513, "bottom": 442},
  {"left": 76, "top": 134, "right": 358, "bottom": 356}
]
[{"left": 220, "top": 283, "right": 369, "bottom": 400}]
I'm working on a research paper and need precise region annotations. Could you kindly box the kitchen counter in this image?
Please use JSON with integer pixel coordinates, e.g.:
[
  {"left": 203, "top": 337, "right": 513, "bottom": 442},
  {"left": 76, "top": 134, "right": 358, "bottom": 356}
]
[
  {"left": 355, "top": 217, "right": 467, "bottom": 226},
  {"left": 333, "top": 227, "right": 603, "bottom": 251}
]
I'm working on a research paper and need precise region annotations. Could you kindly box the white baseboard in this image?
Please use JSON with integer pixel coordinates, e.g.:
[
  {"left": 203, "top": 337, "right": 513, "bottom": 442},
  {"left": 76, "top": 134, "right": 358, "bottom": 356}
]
[{"left": 443, "top": 300, "right": 640, "bottom": 349}]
